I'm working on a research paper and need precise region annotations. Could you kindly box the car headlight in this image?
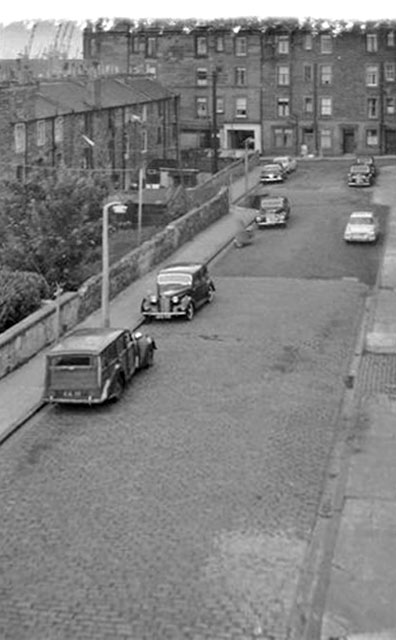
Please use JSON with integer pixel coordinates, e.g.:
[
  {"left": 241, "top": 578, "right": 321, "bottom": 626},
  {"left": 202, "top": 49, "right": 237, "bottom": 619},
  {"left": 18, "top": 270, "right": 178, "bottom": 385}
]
[
  {"left": 149, "top": 294, "right": 157, "bottom": 304},
  {"left": 171, "top": 295, "right": 179, "bottom": 304}
]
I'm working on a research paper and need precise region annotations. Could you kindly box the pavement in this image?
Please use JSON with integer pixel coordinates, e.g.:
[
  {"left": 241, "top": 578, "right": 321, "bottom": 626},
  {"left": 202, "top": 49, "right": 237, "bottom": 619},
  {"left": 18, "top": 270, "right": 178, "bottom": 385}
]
[{"left": 2, "top": 160, "right": 396, "bottom": 640}]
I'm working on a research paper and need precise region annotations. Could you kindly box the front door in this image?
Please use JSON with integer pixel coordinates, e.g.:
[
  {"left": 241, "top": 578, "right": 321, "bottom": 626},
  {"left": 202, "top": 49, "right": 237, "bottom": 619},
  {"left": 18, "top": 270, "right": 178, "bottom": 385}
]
[
  {"left": 385, "top": 129, "right": 396, "bottom": 154},
  {"left": 302, "top": 128, "right": 314, "bottom": 154},
  {"left": 343, "top": 129, "right": 355, "bottom": 154}
]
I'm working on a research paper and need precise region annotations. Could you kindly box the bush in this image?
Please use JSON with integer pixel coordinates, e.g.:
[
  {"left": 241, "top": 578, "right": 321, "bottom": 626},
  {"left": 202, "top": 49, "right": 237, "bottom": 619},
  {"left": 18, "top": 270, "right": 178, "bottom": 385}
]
[{"left": 0, "top": 269, "right": 50, "bottom": 333}]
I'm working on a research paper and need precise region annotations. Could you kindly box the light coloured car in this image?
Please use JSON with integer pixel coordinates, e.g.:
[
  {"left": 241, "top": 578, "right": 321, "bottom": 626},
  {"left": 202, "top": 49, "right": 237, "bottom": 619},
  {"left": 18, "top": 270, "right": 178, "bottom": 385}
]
[
  {"left": 344, "top": 211, "right": 379, "bottom": 243},
  {"left": 260, "top": 163, "right": 285, "bottom": 183},
  {"left": 273, "top": 156, "right": 297, "bottom": 173}
]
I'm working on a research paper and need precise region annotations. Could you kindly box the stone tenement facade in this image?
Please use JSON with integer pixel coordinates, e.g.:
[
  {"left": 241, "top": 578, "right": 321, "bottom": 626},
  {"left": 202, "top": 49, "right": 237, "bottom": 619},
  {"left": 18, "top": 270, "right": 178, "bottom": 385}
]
[
  {"left": 0, "top": 73, "right": 180, "bottom": 185},
  {"left": 83, "top": 19, "right": 396, "bottom": 157}
]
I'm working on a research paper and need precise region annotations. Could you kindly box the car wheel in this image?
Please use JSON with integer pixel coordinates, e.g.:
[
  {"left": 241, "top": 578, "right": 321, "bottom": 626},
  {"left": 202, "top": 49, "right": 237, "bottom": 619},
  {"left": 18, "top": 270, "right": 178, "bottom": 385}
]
[
  {"left": 144, "top": 345, "right": 154, "bottom": 368},
  {"left": 111, "top": 375, "right": 125, "bottom": 401},
  {"left": 185, "top": 303, "right": 195, "bottom": 321},
  {"left": 207, "top": 286, "right": 215, "bottom": 303}
]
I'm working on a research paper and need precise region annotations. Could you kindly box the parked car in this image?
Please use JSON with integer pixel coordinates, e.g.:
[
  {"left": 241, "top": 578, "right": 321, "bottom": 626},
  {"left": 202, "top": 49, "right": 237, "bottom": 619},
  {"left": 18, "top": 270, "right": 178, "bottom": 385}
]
[
  {"left": 43, "top": 327, "right": 156, "bottom": 404},
  {"left": 272, "top": 156, "right": 297, "bottom": 173},
  {"left": 355, "top": 155, "right": 377, "bottom": 177},
  {"left": 260, "top": 163, "right": 285, "bottom": 183},
  {"left": 344, "top": 211, "right": 379, "bottom": 243},
  {"left": 347, "top": 164, "right": 374, "bottom": 187},
  {"left": 254, "top": 195, "right": 290, "bottom": 228},
  {"left": 141, "top": 262, "right": 215, "bottom": 321}
]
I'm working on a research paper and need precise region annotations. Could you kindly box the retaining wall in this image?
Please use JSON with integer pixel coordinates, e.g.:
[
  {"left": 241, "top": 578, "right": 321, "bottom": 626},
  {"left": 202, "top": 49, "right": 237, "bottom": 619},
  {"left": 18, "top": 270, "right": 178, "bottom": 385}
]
[{"left": 0, "top": 187, "right": 229, "bottom": 380}]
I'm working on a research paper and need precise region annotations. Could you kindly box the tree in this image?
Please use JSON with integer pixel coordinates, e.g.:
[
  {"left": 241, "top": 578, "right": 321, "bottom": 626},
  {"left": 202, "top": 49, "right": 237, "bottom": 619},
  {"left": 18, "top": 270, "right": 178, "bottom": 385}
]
[{"left": 0, "top": 168, "right": 111, "bottom": 292}]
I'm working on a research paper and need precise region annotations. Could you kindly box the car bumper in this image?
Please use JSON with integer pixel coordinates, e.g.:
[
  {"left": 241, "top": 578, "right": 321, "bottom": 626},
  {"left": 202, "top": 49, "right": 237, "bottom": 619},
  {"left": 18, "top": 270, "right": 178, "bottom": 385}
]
[
  {"left": 344, "top": 234, "right": 377, "bottom": 242},
  {"left": 260, "top": 177, "right": 283, "bottom": 183},
  {"left": 142, "top": 310, "right": 187, "bottom": 319}
]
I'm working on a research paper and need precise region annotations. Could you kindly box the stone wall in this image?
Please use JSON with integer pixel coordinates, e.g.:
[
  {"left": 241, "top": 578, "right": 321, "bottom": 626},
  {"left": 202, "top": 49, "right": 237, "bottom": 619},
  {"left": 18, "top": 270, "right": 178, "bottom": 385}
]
[{"left": 0, "top": 187, "right": 229, "bottom": 380}]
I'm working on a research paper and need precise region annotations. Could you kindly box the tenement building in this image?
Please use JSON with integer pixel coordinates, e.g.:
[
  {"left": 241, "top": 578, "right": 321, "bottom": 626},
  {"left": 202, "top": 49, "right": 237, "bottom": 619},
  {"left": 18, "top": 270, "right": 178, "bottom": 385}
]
[
  {"left": 83, "top": 18, "right": 396, "bottom": 157},
  {"left": 0, "top": 72, "right": 180, "bottom": 185}
]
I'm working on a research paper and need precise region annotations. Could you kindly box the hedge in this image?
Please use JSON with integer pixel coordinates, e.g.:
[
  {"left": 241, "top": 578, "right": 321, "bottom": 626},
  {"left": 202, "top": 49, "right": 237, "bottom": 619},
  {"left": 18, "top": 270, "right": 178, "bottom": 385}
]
[{"left": 0, "top": 269, "right": 50, "bottom": 333}]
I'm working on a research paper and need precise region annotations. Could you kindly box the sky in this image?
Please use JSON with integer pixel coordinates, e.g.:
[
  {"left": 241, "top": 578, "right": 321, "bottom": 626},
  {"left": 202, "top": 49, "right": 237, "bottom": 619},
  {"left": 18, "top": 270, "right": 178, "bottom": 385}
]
[{"left": 1, "top": 0, "right": 396, "bottom": 24}]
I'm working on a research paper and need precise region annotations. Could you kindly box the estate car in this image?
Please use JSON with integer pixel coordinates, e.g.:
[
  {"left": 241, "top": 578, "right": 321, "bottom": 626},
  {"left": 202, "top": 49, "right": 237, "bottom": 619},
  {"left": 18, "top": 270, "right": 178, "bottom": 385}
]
[
  {"left": 43, "top": 327, "right": 156, "bottom": 404},
  {"left": 141, "top": 262, "right": 215, "bottom": 321}
]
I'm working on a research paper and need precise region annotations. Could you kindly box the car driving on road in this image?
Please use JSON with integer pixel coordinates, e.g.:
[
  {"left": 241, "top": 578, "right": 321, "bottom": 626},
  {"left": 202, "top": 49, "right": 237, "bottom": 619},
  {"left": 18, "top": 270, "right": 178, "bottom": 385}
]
[
  {"left": 141, "top": 262, "right": 215, "bottom": 321},
  {"left": 344, "top": 211, "right": 379, "bottom": 243}
]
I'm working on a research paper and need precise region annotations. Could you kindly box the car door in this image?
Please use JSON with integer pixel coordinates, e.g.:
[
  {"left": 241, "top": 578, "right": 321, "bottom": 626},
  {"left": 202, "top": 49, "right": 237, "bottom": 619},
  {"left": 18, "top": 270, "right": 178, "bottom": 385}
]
[{"left": 121, "top": 331, "right": 137, "bottom": 378}]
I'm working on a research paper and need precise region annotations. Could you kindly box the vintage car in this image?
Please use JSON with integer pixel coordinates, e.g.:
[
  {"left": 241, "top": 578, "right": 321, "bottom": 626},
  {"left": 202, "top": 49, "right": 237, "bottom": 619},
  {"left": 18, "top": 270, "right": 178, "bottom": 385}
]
[
  {"left": 43, "top": 327, "right": 156, "bottom": 404},
  {"left": 254, "top": 195, "right": 290, "bottom": 228},
  {"left": 141, "top": 262, "right": 215, "bottom": 321},
  {"left": 260, "top": 163, "right": 285, "bottom": 183},
  {"left": 355, "top": 155, "right": 377, "bottom": 177},
  {"left": 272, "top": 156, "right": 297, "bottom": 173},
  {"left": 347, "top": 164, "right": 374, "bottom": 187},
  {"left": 344, "top": 211, "right": 379, "bottom": 243}
]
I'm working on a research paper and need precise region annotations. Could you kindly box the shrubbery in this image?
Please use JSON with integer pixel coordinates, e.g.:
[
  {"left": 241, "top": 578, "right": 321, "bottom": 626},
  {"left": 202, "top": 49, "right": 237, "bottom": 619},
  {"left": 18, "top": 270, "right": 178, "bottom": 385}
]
[{"left": 0, "top": 269, "right": 50, "bottom": 334}]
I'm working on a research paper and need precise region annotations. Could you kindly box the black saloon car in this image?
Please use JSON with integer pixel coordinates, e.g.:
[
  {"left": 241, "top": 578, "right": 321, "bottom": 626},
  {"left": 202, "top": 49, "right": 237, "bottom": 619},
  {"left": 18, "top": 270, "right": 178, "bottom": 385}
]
[
  {"left": 347, "top": 164, "right": 374, "bottom": 187},
  {"left": 141, "top": 262, "right": 215, "bottom": 321},
  {"left": 253, "top": 195, "right": 290, "bottom": 228}
]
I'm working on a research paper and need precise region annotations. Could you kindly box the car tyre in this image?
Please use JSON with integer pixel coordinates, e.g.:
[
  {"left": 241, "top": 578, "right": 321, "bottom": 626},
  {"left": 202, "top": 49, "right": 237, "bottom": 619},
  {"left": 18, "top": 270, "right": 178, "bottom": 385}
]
[
  {"left": 144, "top": 345, "right": 155, "bottom": 368},
  {"left": 185, "top": 303, "right": 195, "bottom": 321},
  {"left": 111, "top": 375, "right": 125, "bottom": 402},
  {"left": 207, "top": 285, "right": 215, "bottom": 303}
]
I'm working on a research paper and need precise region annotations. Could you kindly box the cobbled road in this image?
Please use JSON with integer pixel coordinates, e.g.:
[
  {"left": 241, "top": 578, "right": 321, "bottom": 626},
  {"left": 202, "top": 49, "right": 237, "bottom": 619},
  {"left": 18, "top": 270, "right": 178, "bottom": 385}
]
[{"left": 0, "top": 161, "right": 390, "bottom": 640}]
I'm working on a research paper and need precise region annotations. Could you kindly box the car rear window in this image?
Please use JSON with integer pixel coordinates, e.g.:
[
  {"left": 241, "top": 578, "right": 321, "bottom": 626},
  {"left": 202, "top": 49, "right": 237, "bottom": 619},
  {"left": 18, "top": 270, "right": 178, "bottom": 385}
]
[{"left": 51, "top": 354, "right": 92, "bottom": 367}]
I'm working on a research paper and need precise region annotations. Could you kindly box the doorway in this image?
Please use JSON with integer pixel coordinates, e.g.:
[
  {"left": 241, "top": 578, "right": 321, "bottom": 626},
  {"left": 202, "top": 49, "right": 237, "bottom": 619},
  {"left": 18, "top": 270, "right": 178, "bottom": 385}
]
[{"left": 342, "top": 129, "right": 355, "bottom": 154}]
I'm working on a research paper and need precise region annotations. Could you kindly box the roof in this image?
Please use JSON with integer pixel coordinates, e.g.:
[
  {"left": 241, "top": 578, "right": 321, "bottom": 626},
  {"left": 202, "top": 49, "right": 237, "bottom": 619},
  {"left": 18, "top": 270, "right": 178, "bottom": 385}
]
[
  {"left": 350, "top": 211, "right": 374, "bottom": 218},
  {"left": 29, "top": 75, "right": 174, "bottom": 120},
  {"left": 160, "top": 262, "right": 204, "bottom": 274},
  {"left": 48, "top": 327, "right": 126, "bottom": 355}
]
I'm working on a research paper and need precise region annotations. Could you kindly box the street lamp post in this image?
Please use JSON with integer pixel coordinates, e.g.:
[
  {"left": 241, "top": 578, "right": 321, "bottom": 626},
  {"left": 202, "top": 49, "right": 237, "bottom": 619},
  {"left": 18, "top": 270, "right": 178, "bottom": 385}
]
[{"left": 102, "top": 200, "right": 127, "bottom": 328}]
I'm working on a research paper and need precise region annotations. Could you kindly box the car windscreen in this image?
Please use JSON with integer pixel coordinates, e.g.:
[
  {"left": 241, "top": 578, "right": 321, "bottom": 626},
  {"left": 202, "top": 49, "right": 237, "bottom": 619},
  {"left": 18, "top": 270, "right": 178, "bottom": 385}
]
[
  {"left": 260, "top": 199, "right": 284, "bottom": 210},
  {"left": 349, "top": 216, "right": 374, "bottom": 225},
  {"left": 157, "top": 273, "right": 193, "bottom": 287},
  {"left": 350, "top": 165, "right": 370, "bottom": 173},
  {"left": 263, "top": 165, "right": 281, "bottom": 171},
  {"left": 50, "top": 354, "right": 93, "bottom": 367}
]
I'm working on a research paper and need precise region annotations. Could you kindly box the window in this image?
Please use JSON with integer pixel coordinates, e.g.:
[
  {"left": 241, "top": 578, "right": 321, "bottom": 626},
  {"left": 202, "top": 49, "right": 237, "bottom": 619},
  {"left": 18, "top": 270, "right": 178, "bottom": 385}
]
[
  {"left": 304, "top": 33, "right": 313, "bottom": 50},
  {"left": 303, "top": 96, "right": 313, "bottom": 114},
  {"left": 196, "top": 68, "right": 208, "bottom": 86},
  {"left": 320, "top": 35, "right": 332, "bottom": 53},
  {"left": 277, "top": 97, "right": 290, "bottom": 117},
  {"left": 196, "top": 36, "right": 208, "bottom": 56},
  {"left": 385, "top": 62, "right": 395, "bottom": 82},
  {"left": 54, "top": 116, "right": 63, "bottom": 143},
  {"left": 368, "top": 97, "right": 379, "bottom": 118},
  {"left": 235, "top": 97, "right": 247, "bottom": 118},
  {"left": 131, "top": 36, "right": 139, "bottom": 53},
  {"left": 196, "top": 97, "right": 208, "bottom": 118},
  {"left": 320, "top": 97, "right": 332, "bottom": 116},
  {"left": 320, "top": 129, "right": 332, "bottom": 149},
  {"left": 320, "top": 64, "right": 332, "bottom": 85},
  {"left": 14, "top": 123, "right": 26, "bottom": 154},
  {"left": 277, "top": 35, "right": 289, "bottom": 54},
  {"left": 37, "top": 120, "right": 46, "bottom": 146},
  {"left": 146, "top": 36, "right": 157, "bottom": 57},
  {"left": 216, "top": 35, "right": 225, "bottom": 52},
  {"left": 387, "top": 31, "right": 395, "bottom": 47},
  {"left": 366, "top": 33, "right": 378, "bottom": 52},
  {"left": 366, "top": 65, "right": 379, "bottom": 86},
  {"left": 235, "top": 67, "right": 246, "bottom": 86},
  {"left": 304, "top": 64, "right": 313, "bottom": 82},
  {"left": 216, "top": 97, "right": 224, "bottom": 113},
  {"left": 142, "top": 129, "right": 148, "bottom": 152},
  {"left": 366, "top": 129, "right": 378, "bottom": 146},
  {"left": 277, "top": 65, "right": 290, "bottom": 85},
  {"left": 386, "top": 97, "right": 395, "bottom": 114},
  {"left": 235, "top": 36, "right": 247, "bottom": 56},
  {"left": 274, "top": 127, "right": 292, "bottom": 148},
  {"left": 157, "top": 126, "right": 162, "bottom": 144}
]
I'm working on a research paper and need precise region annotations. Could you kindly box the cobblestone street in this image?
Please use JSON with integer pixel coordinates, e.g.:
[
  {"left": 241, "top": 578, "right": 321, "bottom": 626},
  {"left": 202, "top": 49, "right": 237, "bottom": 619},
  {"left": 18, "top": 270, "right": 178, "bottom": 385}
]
[{"left": 0, "top": 276, "right": 366, "bottom": 640}]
